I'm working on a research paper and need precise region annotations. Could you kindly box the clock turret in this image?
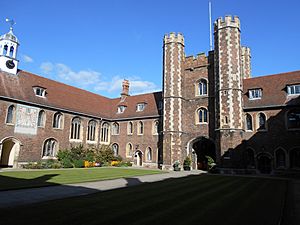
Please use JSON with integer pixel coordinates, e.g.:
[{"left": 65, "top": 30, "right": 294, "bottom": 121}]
[{"left": 0, "top": 18, "right": 19, "bottom": 75}]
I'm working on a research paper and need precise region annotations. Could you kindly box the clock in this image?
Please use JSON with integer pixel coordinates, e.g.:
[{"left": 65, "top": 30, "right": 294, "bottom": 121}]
[{"left": 6, "top": 60, "right": 15, "bottom": 69}]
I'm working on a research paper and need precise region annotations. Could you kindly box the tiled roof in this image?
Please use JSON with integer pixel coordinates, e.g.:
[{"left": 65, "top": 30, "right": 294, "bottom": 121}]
[
  {"left": 0, "top": 70, "right": 161, "bottom": 120},
  {"left": 243, "top": 70, "right": 300, "bottom": 109},
  {"left": 110, "top": 92, "right": 162, "bottom": 120}
]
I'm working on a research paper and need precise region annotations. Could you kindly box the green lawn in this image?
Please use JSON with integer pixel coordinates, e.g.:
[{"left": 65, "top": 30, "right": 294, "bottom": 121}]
[
  {"left": 0, "top": 174, "right": 289, "bottom": 225},
  {"left": 0, "top": 167, "right": 163, "bottom": 190}
]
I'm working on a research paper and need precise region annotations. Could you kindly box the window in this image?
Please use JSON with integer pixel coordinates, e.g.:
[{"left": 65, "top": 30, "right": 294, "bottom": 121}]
[
  {"left": 287, "top": 84, "right": 300, "bottom": 95},
  {"left": 128, "top": 121, "right": 133, "bottom": 135},
  {"left": 138, "top": 121, "right": 144, "bottom": 135},
  {"left": 70, "top": 117, "right": 81, "bottom": 140},
  {"left": 275, "top": 149, "right": 286, "bottom": 169},
  {"left": 37, "top": 110, "right": 45, "bottom": 127},
  {"left": 101, "top": 122, "right": 110, "bottom": 143},
  {"left": 136, "top": 103, "right": 146, "bottom": 112},
  {"left": 87, "top": 120, "right": 97, "bottom": 141},
  {"left": 53, "top": 112, "right": 63, "bottom": 129},
  {"left": 245, "top": 113, "right": 253, "bottom": 131},
  {"left": 153, "top": 120, "right": 159, "bottom": 135},
  {"left": 111, "top": 122, "right": 120, "bottom": 135},
  {"left": 126, "top": 143, "right": 133, "bottom": 158},
  {"left": 6, "top": 105, "right": 15, "bottom": 124},
  {"left": 198, "top": 79, "right": 208, "bottom": 96},
  {"left": 112, "top": 143, "right": 119, "bottom": 156},
  {"left": 197, "top": 108, "right": 208, "bottom": 123},
  {"left": 287, "top": 109, "right": 300, "bottom": 129},
  {"left": 9, "top": 46, "right": 14, "bottom": 57},
  {"left": 3, "top": 45, "right": 8, "bottom": 55},
  {"left": 33, "top": 87, "right": 46, "bottom": 97},
  {"left": 257, "top": 113, "right": 266, "bottom": 130},
  {"left": 42, "top": 138, "right": 58, "bottom": 157},
  {"left": 249, "top": 89, "right": 262, "bottom": 99},
  {"left": 146, "top": 147, "right": 152, "bottom": 161},
  {"left": 117, "top": 105, "right": 126, "bottom": 113}
]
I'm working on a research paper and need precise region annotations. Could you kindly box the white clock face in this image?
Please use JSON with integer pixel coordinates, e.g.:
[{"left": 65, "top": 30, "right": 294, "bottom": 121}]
[{"left": 6, "top": 60, "right": 15, "bottom": 69}]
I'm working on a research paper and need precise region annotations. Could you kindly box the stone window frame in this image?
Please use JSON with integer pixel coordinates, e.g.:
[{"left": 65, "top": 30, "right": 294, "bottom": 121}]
[
  {"left": 52, "top": 112, "right": 64, "bottom": 129},
  {"left": 37, "top": 110, "right": 46, "bottom": 128},
  {"left": 127, "top": 121, "right": 134, "bottom": 135},
  {"left": 70, "top": 117, "right": 83, "bottom": 141},
  {"left": 256, "top": 112, "right": 267, "bottom": 131},
  {"left": 152, "top": 120, "right": 159, "bottom": 135},
  {"left": 111, "top": 122, "right": 120, "bottom": 135},
  {"left": 42, "top": 138, "right": 58, "bottom": 159},
  {"left": 87, "top": 120, "right": 97, "bottom": 143},
  {"left": 100, "top": 122, "right": 110, "bottom": 144},
  {"left": 195, "top": 78, "right": 208, "bottom": 97},
  {"left": 195, "top": 107, "right": 208, "bottom": 124},
  {"left": 112, "top": 143, "right": 119, "bottom": 157},
  {"left": 245, "top": 113, "right": 253, "bottom": 131},
  {"left": 126, "top": 142, "right": 133, "bottom": 158},
  {"left": 137, "top": 121, "right": 144, "bottom": 135},
  {"left": 145, "top": 147, "right": 152, "bottom": 162},
  {"left": 5, "top": 104, "right": 16, "bottom": 125}
]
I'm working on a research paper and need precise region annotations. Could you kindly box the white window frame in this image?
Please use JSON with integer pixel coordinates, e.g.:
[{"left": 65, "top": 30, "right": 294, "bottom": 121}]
[
  {"left": 117, "top": 105, "right": 126, "bottom": 113},
  {"left": 287, "top": 84, "right": 300, "bottom": 95},
  {"left": 33, "top": 87, "right": 46, "bottom": 98},
  {"left": 136, "top": 103, "right": 146, "bottom": 112},
  {"left": 249, "top": 89, "right": 262, "bottom": 100}
]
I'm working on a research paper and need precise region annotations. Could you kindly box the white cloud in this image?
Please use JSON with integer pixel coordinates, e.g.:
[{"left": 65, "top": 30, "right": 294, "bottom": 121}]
[
  {"left": 95, "top": 75, "right": 160, "bottom": 95},
  {"left": 39, "top": 61, "right": 160, "bottom": 96},
  {"left": 40, "top": 62, "right": 54, "bottom": 74},
  {"left": 22, "top": 54, "right": 34, "bottom": 63}
]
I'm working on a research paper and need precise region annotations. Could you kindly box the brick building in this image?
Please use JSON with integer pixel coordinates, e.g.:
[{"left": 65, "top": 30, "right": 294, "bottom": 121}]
[{"left": 0, "top": 16, "right": 299, "bottom": 173}]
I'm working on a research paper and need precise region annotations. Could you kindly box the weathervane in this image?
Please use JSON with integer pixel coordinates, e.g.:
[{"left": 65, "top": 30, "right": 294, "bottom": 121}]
[{"left": 5, "top": 18, "right": 16, "bottom": 31}]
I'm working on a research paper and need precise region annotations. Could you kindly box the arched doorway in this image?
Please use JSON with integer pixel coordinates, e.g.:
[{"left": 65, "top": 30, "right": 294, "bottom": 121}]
[
  {"left": 257, "top": 153, "right": 272, "bottom": 174},
  {"left": 188, "top": 137, "right": 216, "bottom": 170},
  {"left": 0, "top": 137, "right": 21, "bottom": 168},
  {"left": 134, "top": 150, "right": 143, "bottom": 166}
]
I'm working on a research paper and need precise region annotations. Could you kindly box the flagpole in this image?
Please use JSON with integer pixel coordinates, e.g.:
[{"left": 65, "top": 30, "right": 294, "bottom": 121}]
[{"left": 209, "top": 1, "right": 213, "bottom": 51}]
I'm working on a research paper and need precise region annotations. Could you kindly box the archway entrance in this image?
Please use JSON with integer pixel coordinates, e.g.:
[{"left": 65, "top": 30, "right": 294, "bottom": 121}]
[
  {"left": 257, "top": 154, "right": 272, "bottom": 174},
  {"left": 0, "top": 138, "right": 21, "bottom": 168},
  {"left": 134, "top": 150, "right": 143, "bottom": 166},
  {"left": 189, "top": 137, "right": 216, "bottom": 170}
]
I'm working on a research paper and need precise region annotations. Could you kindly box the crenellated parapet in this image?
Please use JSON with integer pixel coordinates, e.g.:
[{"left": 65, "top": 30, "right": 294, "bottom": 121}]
[
  {"left": 214, "top": 15, "right": 240, "bottom": 31},
  {"left": 163, "top": 32, "right": 184, "bottom": 45},
  {"left": 184, "top": 53, "right": 208, "bottom": 70},
  {"left": 241, "top": 46, "right": 251, "bottom": 79}
]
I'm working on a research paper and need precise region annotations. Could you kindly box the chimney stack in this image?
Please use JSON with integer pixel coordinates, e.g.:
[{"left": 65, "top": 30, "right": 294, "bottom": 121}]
[{"left": 121, "top": 79, "right": 130, "bottom": 100}]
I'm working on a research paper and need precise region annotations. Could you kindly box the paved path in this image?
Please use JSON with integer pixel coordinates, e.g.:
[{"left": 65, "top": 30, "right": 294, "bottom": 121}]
[{"left": 0, "top": 170, "right": 204, "bottom": 208}]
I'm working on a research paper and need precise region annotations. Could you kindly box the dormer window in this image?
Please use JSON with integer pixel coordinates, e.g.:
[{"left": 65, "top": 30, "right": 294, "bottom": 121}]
[
  {"left": 117, "top": 105, "right": 126, "bottom": 113},
  {"left": 136, "top": 103, "right": 146, "bottom": 112},
  {"left": 33, "top": 87, "right": 46, "bottom": 97},
  {"left": 248, "top": 89, "right": 262, "bottom": 100},
  {"left": 287, "top": 84, "right": 300, "bottom": 95}
]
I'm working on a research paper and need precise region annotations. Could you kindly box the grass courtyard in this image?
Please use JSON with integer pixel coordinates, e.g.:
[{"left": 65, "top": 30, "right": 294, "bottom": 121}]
[
  {"left": 0, "top": 167, "right": 163, "bottom": 191},
  {"left": 0, "top": 173, "right": 290, "bottom": 225}
]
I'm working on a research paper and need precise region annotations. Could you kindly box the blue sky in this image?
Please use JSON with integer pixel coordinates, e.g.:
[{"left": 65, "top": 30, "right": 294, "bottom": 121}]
[{"left": 2, "top": 0, "right": 300, "bottom": 98}]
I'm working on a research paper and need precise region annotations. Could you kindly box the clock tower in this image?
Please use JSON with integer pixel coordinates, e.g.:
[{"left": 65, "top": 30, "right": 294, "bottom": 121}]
[{"left": 0, "top": 19, "right": 19, "bottom": 75}]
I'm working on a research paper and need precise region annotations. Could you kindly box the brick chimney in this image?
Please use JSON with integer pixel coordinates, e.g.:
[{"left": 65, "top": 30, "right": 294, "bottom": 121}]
[{"left": 121, "top": 79, "right": 130, "bottom": 101}]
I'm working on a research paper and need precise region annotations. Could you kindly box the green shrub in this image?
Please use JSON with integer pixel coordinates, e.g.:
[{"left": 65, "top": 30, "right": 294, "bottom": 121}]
[{"left": 73, "top": 159, "right": 84, "bottom": 168}]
